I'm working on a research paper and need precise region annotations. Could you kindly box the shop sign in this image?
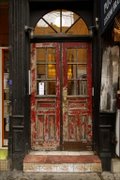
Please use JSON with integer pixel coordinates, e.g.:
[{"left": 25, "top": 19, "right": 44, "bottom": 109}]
[{"left": 101, "top": 0, "right": 120, "bottom": 33}]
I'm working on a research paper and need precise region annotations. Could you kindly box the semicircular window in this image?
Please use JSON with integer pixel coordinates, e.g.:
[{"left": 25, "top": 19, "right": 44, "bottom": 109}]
[{"left": 34, "top": 9, "right": 89, "bottom": 35}]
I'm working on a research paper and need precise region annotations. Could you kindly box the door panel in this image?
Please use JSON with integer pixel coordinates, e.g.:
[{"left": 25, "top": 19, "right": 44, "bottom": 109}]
[
  {"left": 31, "top": 42, "right": 92, "bottom": 150},
  {"left": 31, "top": 43, "right": 60, "bottom": 150},
  {"left": 62, "top": 43, "right": 92, "bottom": 150}
]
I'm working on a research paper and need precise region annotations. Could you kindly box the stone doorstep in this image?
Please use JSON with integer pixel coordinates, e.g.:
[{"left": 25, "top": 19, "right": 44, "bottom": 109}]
[
  {"left": 24, "top": 155, "right": 101, "bottom": 164},
  {"left": 0, "top": 159, "right": 10, "bottom": 171},
  {"left": 111, "top": 158, "right": 120, "bottom": 173},
  {"left": 23, "top": 154, "right": 102, "bottom": 173}
]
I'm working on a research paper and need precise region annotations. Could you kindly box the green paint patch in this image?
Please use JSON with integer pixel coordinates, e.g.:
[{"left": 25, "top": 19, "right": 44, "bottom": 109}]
[{"left": 0, "top": 149, "right": 8, "bottom": 160}]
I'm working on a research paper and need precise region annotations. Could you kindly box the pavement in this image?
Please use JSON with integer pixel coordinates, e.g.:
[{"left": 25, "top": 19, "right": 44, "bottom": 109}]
[{"left": 0, "top": 171, "right": 120, "bottom": 180}]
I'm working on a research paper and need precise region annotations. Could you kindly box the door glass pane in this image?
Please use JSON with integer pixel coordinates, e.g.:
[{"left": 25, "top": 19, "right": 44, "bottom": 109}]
[
  {"left": 47, "top": 81, "right": 56, "bottom": 95},
  {"left": 47, "top": 64, "right": 56, "bottom": 79},
  {"left": 78, "top": 79, "right": 87, "bottom": 95},
  {"left": 77, "top": 65, "right": 87, "bottom": 78},
  {"left": 36, "top": 48, "right": 46, "bottom": 62},
  {"left": 47, "top": 48, "right": 56, "bottom": 62},
  {"left": 37, "top": 65, "right": 46, "bottom": 79},
  {"left": 68, "top": 80, "right": 77, "bottom": 95},
  {"left": 78, "top": 49, "right": 87, "bottom": 64},
  {"left": 68, "top": 80, "right": 87, "bottom": 96},
  {"left": 67, "top": 18, "right": 89, "bottom": 35},
  {"left": 43, "top": 10, "right": 60, "bottom": 32},
  {"left": 68, "top": 65, "right": 73, "bottom": 79},
  {"left": 62, "top": 10, "right": 79, "bottom": 32},
  {"left": 77, "top": 65, "right": 87, "bottom": 95},
  {"left": 35, "top": 19, "right": 57, "bottom": 35},
  {"left": 67, "top": 49, "right": 76, "bottom": 62},
  {"left": 68, "top": 64, "right": 77, "bottom": 79}
]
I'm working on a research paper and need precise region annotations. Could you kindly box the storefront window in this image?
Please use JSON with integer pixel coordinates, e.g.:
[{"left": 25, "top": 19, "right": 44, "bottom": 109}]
[
  {"left": 0, "top": 48, "right": 10, "bottom": 147},
  {"left": 100, "top": 46, "right": 119, "bottom": 112}
]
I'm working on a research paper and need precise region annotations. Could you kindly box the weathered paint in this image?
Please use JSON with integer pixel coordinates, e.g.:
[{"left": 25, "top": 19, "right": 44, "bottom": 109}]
[
  {"left": 31, "top": 43, "right": 60, "bottom": 150},
  {"left": 31, "top": 42, "right": 92, "bottom": 150},
  {"left": 62, "top": 43, "right": 92, "bottom": 149}
]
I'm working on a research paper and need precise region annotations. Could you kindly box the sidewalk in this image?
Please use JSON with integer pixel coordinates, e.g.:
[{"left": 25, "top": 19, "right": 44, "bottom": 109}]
[{"left": 0, "top": 171, "right": 120, "bottom": 180}]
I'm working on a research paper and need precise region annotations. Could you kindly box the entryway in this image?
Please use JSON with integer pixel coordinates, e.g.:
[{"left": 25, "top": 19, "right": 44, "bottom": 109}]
[
  {"left": 30, "top": 42, "right": 92, "bottom": 151},
  {"left": 23, "top": 8, "right": 102, "bottom": 173}
]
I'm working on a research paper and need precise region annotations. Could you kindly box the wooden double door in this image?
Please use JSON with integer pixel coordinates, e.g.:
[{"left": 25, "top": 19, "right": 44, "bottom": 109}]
[{"left": 31, "top": 42, "right": 92, "bottom": 151}]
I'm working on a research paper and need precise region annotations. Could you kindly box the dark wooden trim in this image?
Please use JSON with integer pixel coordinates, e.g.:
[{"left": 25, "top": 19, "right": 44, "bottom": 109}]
[
  {"left": 29, "top": 0, "right": 93, "bottom": 2},
  {"left": 9, "top": 0, "right": 30, "bottom": 170},
  {"left": 63, "top": 142, "right": 92, "bottom": 151},
  {"left": 99, "top": 112, "right": 116, "bottom": 171},
  {"left": 30, "top": 35, "right": 92, "bottom": 43}
]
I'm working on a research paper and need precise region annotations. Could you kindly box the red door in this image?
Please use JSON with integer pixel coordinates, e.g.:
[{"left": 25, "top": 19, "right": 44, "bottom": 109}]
[
  {"left": 31, "top": 42, "right": 92, "bottom": 150},
  {"left": 62, "top": 43, "right": 92, "bottom": 150}
]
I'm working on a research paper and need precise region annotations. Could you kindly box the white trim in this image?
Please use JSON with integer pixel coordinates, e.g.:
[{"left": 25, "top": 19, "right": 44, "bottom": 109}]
[{"left": 29, "top": 151, "right": 94, "bottom": 156}]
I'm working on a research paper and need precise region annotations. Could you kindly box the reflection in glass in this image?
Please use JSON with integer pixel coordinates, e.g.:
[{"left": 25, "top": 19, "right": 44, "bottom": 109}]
[
  {"left": 47, "top": 81, "right": 56, "bottom": 95},
  {"left": 78, "top": 49, "right": 87, "bottom": 63},
  {"left": 77, "top": 65, "right": 87, "bottom": 79},
  {"left": 78, "top": 79, "right": 87, "bottom": 95},
  {"left": 67, "top": 65, "right": 73, "bottom": 79},
  {"left": 47, "top": 48, "right": 56, "bottom": 62},
  {"left": 37, "top": 65, "right": 46, "bottom": 79},
  {"left": 67, "top": 18, "right": 89, "bottom": 35},
  {"left": 36, "top": 48, "right": 46, "bottom": 62},
  {"left": 68, "top": 79, "right": 87, "bottom": 96},
  {"left": 67, "top": 49, "right": 76, "bottom": 62},
  {"left": 48, "top": 64, "right": 56, "bottom": 79},
  {"left": 68, "top": 80, "right": 76, "bottom": 95},
  {"left": 35, "top": 19, "right": 57, "bottom": 35}
]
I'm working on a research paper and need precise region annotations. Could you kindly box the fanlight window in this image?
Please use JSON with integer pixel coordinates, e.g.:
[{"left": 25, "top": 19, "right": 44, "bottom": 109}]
[{"left": 34, "top": 9, "right": 89, "bottom": 35}]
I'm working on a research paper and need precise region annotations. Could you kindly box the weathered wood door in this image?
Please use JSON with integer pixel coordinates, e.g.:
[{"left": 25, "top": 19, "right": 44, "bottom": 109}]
[
  {"left": 62, "top": 43, "right": 92, "bottom": 150},
  {"left": 31, "top": 42, "right": 92, "bottom": 150}
]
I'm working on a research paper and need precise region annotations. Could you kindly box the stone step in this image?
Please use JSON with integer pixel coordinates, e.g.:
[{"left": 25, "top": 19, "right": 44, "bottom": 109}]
[
  {"left": 23, "top": 151, "right": 102, "bottom": 173},
  {"left": 111, "top": 158, "right": 120, "bottom": 173}
]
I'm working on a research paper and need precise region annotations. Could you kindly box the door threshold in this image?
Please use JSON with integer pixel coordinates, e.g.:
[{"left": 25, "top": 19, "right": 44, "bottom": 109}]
[{"left": 29, "top": 150, "right": 94, "bottom": 156}]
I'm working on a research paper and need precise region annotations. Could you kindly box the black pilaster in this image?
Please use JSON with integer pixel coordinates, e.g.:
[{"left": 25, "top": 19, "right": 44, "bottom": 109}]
[{"left": 9, "top": 0, "right": 30, "bottom": 170}]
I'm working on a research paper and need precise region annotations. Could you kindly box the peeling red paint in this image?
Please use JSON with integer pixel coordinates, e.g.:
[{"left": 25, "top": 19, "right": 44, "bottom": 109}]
[{"left": 31, "top": 42, "right": 92, "bottom": 150}]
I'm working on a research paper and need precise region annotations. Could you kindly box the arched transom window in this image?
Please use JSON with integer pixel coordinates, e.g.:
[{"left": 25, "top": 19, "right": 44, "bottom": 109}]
[{"left": 34, "top": 9, "right": 89, "bottom": 35}]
